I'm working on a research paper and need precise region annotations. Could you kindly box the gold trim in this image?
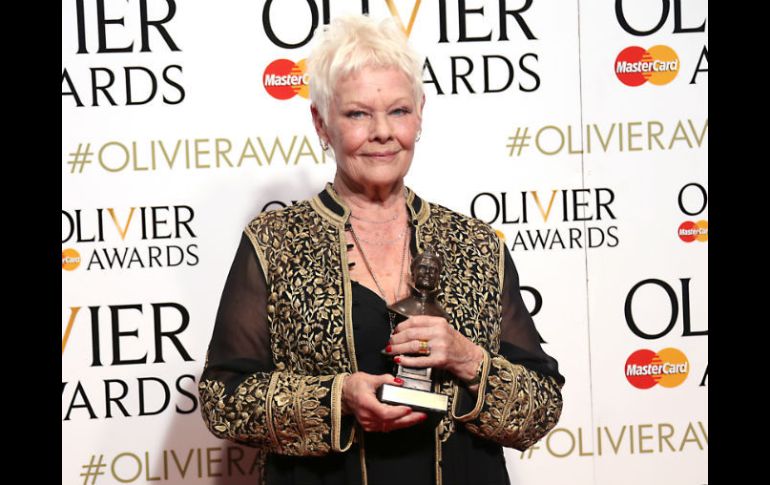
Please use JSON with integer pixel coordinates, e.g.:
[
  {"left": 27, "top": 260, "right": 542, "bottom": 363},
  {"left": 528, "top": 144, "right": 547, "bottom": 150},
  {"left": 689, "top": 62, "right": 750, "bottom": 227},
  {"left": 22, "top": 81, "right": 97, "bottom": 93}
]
[
  {"left": 405, "top": 185, "right": 415, "bottom": 205},
  {"left": 497, "top": 234, "right": 505, "bottom": 294},
  {"left": 494, "top": 364, "right": 529, "bottom": 439},
  {"left": 243, "top": 228, "right": 269, "bottom": 282},
  {"left": 413, "top": 193, "right": 430, "bottom": 225},
  {"left": 434, "top": 425, "right": 442, "bottom": 485},
  {"left": 310, "top": 195, "right": 344, "bottom": 224},
  {"left": 294, "top": 379, "right": 307, "bottom": 455},
  {"left": 319, "top": 182, "right": 365, "bottom": 478},
  {"left": 265, "top": 372, "right": 282, "bottom": 453},
  {"left": 310, "top": 184, "right": 360, "bottom": 372},
  {"left": 434, "top": 373, "right": 443, "bottom": 485},
  {"left": 312, "top": 183, "right": 429, "bottom": 229},
  {"left": 418, "top": 199, "right": 442, "bottom": 483},
  {"left": 450, "top": 349, "right": 491, "bottom": 422},
  {"left": 358, "top": 428, "right": 368, "bottom": 485},
  {"left": 331, "top": 373, "right": 355, "bottom": 452},
  {"left": 457, "top": 359, "right": 563, "bottom": 450},
  {"left": 339, "top": 223, "right": 360, "bottom": 373},
  {"left": 324, "top": 182, "right": 350, "bottom": 217},
  {"left": 415, "top": 208, "right": 423, "bottom": 250}
]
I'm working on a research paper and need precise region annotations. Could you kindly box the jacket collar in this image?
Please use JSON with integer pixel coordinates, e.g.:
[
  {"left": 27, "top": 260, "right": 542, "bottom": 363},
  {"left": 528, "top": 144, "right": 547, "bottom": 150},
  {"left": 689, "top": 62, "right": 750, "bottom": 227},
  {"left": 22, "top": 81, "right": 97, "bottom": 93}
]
[{"left": 311, "top": 182, "right": 430, "bottom": 227}]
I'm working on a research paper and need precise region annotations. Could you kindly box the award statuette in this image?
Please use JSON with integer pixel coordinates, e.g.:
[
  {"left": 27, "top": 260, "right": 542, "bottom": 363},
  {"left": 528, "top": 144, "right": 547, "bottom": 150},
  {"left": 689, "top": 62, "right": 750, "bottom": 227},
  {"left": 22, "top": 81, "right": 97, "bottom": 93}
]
[{"left": 377, "top": 246, "right": 450, "bottom": 415}]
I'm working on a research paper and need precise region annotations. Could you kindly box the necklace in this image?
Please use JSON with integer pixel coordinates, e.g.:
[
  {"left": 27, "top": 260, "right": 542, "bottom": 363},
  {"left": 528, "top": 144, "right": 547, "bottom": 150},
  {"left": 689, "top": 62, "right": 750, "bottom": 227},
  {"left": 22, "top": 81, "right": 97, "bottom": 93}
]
[{"left": 349, "top": 222, "right": 409, "bottom": 308}]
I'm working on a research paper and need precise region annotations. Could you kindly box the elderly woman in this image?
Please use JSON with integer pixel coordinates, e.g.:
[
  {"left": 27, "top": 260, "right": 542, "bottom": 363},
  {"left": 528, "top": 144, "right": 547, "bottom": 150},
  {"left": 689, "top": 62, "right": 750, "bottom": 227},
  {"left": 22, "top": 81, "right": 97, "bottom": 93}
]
[{"left": 199, "top": 15, "right": 564, "bottom": 485}]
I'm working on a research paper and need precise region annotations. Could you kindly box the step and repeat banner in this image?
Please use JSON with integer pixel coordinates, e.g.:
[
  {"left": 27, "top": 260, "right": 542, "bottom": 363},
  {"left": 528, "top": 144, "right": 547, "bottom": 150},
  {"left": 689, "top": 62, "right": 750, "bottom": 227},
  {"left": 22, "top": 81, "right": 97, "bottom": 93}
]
[{"left": 62, "top": 1, "right": 708, "bottom": 484}]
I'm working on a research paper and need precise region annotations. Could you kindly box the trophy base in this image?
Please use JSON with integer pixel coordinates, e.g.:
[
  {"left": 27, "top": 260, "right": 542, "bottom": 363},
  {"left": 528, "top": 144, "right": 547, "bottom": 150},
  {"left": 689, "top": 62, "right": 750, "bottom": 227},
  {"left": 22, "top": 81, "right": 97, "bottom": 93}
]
[{"left": 377, "top": 383, "right": 448, "bottom": 414}]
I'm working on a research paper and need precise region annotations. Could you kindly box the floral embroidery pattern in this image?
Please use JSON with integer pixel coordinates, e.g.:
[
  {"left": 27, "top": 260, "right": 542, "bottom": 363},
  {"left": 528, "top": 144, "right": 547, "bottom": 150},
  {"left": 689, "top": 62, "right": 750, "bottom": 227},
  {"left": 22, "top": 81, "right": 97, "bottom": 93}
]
[{"left": 464, "top": 358, "right": 563, "bottom": 451}]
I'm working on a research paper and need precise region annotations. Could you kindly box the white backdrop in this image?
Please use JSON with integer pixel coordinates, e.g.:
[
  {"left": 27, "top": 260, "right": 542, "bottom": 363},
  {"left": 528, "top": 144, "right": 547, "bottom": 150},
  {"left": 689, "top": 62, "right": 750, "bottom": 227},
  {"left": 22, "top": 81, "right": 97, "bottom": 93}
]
[{"left": 62, "top": 1, "right": 708, "bottom": 484}]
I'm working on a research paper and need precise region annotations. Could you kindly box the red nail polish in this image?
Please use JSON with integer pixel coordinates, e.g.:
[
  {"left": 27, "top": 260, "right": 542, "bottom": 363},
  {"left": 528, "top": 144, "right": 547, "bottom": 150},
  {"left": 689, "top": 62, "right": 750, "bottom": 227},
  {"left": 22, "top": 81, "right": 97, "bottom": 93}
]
[
  {"left": 386, "top": 345, "right": 392, "bottom": 353},
  {"left": 394, "top": 377, "right": 404, "bottom": 385},
  {"left": 394, "top": 356, "right": 401, "bottom": 364}
]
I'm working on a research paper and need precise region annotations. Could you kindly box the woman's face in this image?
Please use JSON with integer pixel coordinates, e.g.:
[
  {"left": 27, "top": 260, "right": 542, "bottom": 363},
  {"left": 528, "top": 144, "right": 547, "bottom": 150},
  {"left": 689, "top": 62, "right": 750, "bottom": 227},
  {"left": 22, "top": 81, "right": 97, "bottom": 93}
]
[{"left": 313, "top": 66, "right": 423, "bottom": 191}]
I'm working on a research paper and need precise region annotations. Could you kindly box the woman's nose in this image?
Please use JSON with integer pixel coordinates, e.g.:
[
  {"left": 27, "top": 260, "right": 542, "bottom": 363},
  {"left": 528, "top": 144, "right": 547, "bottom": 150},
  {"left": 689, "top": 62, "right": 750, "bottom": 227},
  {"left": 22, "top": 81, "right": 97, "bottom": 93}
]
[{"left": 370, "top": 112, "right": 393, "bottom": 142}]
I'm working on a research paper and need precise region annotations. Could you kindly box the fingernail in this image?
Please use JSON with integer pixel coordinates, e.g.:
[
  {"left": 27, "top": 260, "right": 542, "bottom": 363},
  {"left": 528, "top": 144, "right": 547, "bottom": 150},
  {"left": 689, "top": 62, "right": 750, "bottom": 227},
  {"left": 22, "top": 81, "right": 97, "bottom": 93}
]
[
  {"left": 385, "top": 345, "right": 392, "bottom": 353},
  {"left": 394, "top": 356, "right": 401, "bottom": 364},
  {"left": 419, "top": 414, "right": 428, "bottom": 421},
  {"left": 394, "top": 377, "right": 404, "bottom": 385}
]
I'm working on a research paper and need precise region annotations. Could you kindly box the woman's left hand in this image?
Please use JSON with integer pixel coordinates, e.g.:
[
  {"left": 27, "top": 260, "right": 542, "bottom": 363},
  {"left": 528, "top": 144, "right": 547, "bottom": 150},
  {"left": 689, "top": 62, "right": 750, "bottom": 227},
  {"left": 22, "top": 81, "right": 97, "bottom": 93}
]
[{"left": 385, "top": 315, "right": 483, "bottom": 382}]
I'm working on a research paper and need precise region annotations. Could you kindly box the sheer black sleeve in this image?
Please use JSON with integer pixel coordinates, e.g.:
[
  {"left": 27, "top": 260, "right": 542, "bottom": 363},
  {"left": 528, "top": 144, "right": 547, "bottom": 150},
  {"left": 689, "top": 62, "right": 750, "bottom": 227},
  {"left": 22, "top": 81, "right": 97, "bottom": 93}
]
[
  {"left": 498, "top": 247, "right": 565, "bottom": 386},
  {"left": 201, "top": 233, "right": 273, "bottom": 394},
  {"left": 450, "top": 243, "right": 564, "bottom": 451},
  {"left": 198, "top": 231, "right": 354, "bottom": 456}
]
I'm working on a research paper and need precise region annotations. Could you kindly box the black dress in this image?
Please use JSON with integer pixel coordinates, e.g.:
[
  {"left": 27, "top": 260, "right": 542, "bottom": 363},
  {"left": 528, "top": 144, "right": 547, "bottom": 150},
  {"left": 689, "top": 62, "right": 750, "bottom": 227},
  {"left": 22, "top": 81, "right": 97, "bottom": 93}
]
[
  {"left": 267, "top": 280, "right": 435, "bottom": 484},
  {"left": 202, "top": 233, "right": 565, "bottom": 485}
]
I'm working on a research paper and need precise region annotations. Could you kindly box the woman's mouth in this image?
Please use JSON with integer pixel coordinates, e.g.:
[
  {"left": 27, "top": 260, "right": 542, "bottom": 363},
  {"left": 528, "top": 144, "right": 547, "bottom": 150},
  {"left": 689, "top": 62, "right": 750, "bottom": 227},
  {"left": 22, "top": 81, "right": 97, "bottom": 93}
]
[{"left": 365, "top": 151, "right": 398, "bottom": 160}]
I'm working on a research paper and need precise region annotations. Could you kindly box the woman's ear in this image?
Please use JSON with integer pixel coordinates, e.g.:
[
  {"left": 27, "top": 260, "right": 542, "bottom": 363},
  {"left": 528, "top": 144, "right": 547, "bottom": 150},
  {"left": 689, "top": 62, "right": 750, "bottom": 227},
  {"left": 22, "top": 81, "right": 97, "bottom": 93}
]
[{"left": 311, "top": 104, "right": 329, "bottom": 144}]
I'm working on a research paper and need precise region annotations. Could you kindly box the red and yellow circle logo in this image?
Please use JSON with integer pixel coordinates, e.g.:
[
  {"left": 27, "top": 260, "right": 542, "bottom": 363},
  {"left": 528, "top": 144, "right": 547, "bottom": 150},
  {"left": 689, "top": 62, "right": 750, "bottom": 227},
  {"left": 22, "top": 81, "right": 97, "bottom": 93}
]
[
  {"left": 625, "top": 348, "right": 689, "bottom": 389},
  {"left": 678, "top": 220, "right": 708, "bottom": 242},
  {"left": 263, "top": 59, "right": 309, "bottom": 100},
  {"left": 615, "top": 46, "right": 680, "bottom": 86},
  {"left": 62, "top": 248, "right": 81, "bottom": 271}
]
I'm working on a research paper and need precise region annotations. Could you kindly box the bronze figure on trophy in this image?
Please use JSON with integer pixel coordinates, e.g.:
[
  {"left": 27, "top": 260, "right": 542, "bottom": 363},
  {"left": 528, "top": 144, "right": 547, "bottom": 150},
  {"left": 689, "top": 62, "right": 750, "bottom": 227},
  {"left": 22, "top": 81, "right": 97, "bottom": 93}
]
[{"left": 377, "top": 245, "right": 450, "bottom": 415}]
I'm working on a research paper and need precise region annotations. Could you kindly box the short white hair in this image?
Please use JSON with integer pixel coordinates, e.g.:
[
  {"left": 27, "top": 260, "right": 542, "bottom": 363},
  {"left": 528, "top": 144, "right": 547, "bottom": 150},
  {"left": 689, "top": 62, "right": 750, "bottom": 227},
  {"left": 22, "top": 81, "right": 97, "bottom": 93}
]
[{"left": 307, "top": 15, "right": 424, "bottom": 121}]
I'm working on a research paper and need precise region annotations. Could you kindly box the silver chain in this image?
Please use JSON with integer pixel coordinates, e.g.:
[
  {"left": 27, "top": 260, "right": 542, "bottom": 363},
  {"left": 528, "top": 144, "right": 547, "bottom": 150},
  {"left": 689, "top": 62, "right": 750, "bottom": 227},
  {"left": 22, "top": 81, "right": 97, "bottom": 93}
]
[{"left": 349, "top": 222, "right": 410, "bottom": 307}]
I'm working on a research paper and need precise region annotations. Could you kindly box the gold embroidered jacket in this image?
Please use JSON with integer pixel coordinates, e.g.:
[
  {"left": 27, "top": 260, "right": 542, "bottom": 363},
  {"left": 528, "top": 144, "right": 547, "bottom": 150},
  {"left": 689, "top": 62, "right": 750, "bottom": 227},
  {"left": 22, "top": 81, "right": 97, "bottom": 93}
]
[{"left": 198, "top": 183, "right": 563, "bottom": 471}]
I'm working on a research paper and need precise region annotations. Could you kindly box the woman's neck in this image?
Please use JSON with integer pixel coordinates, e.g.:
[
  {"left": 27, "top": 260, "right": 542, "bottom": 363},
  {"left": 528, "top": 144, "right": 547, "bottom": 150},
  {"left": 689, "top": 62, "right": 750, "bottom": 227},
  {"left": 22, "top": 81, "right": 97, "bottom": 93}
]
[{"left": 332, "top": 174, "right": 406, "bottom": 218}]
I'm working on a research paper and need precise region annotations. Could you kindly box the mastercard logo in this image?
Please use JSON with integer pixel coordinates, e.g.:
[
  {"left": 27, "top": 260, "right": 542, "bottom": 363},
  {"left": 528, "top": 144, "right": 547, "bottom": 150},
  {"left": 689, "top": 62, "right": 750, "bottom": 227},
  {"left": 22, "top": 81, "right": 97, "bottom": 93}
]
[
  {"left": 263, "top": 59, "right": 309, "bottom": 100},
  {"left": 678, "top": 220, "right": 708, "bottom": 243},
  {"left": 615, "top": 46, "right": 679, "bottom": 86},
  {"left": 62, "top": 248, "right": 81, "bottom": 271},
  {"left": 625, "top": 348, "right": 689, "bottom": 389}
]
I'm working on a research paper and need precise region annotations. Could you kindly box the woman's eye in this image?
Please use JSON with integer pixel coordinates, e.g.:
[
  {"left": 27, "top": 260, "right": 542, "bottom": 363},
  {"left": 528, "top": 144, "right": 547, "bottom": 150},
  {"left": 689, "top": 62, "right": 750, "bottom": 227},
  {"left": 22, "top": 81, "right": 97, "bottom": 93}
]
[
  {"left": 346, "top": 111, "right": 367, "bottom": 119},
  {"left": 391, "top": 108, "right": 410, "bottom": 116}
]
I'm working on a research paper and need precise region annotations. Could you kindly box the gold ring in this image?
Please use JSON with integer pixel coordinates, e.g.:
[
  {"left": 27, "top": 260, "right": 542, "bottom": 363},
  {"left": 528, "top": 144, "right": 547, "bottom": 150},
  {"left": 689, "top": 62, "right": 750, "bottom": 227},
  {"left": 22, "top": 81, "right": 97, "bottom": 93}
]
[{"left": 418, "top": 339, "right": 430, "bottom": 354}]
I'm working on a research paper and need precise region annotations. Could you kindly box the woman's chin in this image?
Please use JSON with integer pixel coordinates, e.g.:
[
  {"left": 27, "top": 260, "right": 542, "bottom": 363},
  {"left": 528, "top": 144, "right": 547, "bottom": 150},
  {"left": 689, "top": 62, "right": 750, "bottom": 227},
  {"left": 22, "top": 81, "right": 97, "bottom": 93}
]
[{"left": 358, "top": 177, "right": 405, "bottom": 190}]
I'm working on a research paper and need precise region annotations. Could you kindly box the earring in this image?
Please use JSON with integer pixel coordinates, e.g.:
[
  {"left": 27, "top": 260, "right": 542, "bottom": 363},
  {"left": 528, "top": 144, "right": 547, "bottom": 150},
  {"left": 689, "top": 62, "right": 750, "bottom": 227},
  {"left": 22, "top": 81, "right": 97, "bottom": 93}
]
[
  {"left": 415, "top": 130, "right": 422, "bottom": 142},
  {"left": 319, "top": 138, "right": 329, "bottom": 151}
]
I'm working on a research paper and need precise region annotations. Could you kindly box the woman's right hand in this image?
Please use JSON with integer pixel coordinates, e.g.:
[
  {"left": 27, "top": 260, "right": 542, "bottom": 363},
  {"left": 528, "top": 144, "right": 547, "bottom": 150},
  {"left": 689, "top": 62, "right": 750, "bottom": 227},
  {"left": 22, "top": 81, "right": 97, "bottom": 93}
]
[{"left": 341, "top": 372, "right": 428, "bottom": 433}]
